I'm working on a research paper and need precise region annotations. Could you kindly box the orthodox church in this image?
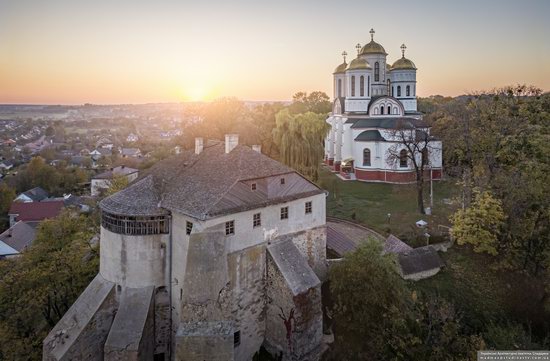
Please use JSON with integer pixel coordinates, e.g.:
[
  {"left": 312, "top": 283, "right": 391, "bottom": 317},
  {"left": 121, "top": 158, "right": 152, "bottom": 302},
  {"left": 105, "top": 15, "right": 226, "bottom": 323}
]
[{"left": 325, "top": 29, "right": 442, "bottom": 183}]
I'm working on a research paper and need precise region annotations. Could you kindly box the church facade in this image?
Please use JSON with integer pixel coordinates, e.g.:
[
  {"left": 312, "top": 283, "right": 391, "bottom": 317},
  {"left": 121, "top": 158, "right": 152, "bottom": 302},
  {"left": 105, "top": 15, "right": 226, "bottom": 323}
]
[{"left": 325, "top": 29, "right": 442, "bottom": 183}]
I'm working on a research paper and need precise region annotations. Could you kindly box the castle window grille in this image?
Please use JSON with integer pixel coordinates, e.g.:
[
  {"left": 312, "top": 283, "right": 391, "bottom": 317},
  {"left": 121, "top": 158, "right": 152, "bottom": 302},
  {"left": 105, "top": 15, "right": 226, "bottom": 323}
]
[
  {"left": 280, "top": 206, "right": 289, "bottom": 220},
  {"left": 253, "top": 213, "right": 261, "bottom": 228},
  {"left": 101, "top": 211, "right": 169, "bottom": 235},
  {"left": 225, "top": 220, "right": 235, "bottom": 235},
  {"left": 305, "top": 201, "right": 312, "bottom": 214}
]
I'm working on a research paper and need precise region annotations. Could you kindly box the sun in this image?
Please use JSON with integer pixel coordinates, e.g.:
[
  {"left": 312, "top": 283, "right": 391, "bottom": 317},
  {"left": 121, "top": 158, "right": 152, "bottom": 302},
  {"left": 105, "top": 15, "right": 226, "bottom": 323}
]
[{"left": 185, "top": 86, "right": 209, "bottom": 102}]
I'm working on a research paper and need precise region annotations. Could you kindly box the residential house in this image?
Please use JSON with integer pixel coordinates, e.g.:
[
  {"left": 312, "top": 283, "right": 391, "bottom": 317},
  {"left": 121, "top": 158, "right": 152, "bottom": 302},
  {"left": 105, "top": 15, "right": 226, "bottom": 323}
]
[
  {"left": 8, "top": 200, "right": 64, "bottom": 227},
  {"left": 0, "top": 221, "right": 39, "bottom": 258},
  {"left": 91, "top": 165, "right": 139, "bottom": 196},
  {"left": 15, "top": 186, "right": 49, "bottom": 203}
]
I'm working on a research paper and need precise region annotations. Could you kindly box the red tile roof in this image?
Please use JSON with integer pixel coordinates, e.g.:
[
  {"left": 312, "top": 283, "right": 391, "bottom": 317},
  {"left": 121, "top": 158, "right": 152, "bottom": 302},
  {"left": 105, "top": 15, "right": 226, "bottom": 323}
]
[{"left": 8, "top": 201, "right": 64, "bottom": 222}]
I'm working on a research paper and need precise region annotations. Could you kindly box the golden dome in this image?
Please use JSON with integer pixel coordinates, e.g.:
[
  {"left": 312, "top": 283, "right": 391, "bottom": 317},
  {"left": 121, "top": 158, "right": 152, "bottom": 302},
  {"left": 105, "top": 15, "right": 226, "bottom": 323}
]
[
  {"left": 391, "top": 57, "right": 417, "bottom": 70},
  {"left": 347, "top": 57, "right": 372, "bottom": 71},
  {"left": 360, "top": 40, "right": 387, "bottom": 55},
  {"left": 333, "top": 61, "right": 348, "bottom": 74}
]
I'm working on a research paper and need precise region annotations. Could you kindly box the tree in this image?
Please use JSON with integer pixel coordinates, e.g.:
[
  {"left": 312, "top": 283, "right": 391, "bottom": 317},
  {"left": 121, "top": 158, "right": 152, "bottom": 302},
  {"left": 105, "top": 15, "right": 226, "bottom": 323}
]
[
  {"left": 273, "top": 109, "right": 329, "bottom": 181},
  {"left": 327, "top": 240, "right": 411, "bottom": 360},
  {"left": 0, "top": 183, "right": 15, "bottom": 230},
  {"left": 103, "top": 175, "right": 129, "bottom": 197},
  {"left": 386, "top": 120, "right": 441, "bottom": 214},
  {"left": 451, "top": 190, "right": 506, "bottom": 255},
  {"left": 0, "top": 211, "right": 98, "bottom": 360},
  {"left": 289, "top": 91, "right": 331, "bottom": 114},
  {"left": 202, "top": 97, "right": 249, "bottom": 140}
]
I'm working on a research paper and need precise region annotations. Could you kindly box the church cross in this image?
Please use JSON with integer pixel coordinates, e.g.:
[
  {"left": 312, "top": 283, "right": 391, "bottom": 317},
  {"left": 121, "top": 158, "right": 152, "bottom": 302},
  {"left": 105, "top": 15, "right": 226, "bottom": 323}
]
[
  {"left": 401, "top": 43, "right": 407, "bottom": 58},
  {"left": 342, "top": 51, "right": 347, "bottom": 63},
  {"left": 355, "top": 43, "right": 361, "bottom": 55},
  {"left": 369, "top": 28, "right": 375, "bottom": 41}
]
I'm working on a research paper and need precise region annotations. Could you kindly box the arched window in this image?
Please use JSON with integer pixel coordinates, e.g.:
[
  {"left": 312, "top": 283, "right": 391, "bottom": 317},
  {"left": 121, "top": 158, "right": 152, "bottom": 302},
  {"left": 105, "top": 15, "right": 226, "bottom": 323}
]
[
  {"left": 406, "top": 85, "right": 410, "bottom": 97},
  {"left": 374, "top": 62, "right": 379, "bottom": 82},
  {"left": 338, "top": 79, "right": 342, "bottom": 97},
  {"left": 393, "top": 107, "right": 398, "bottom": 114},
  {"left": 399, "top": 149, "right": 408, "bottom": 168},
  {"left": 360, "top": 76, "right": 365, "bottom": 97},
  {"left": 397, "top": 86, "right": 401, "bottom": 97},
  {"left": 380, "top": 106, "right": 384, "bottom": 115},
  {"left": 387, "top": 79, "right": 391, "bottom": 94},
  {"left": 363, "top": 148, "right": 371, "bottom": 166},
  {"left": 422, "top": 148, "right": 429, "bottom": 166},
  {"left": 391, "top": 86, "right": 394, "bottom": 97},
  {"left": 387, "top": 106, "right": 391, "bottom": 114},
  {"left": 374, "top": 107, "right": 379, "bottom": 115},
  {"left": 351, "top": 76, "right": 355, "bottom": 97}
]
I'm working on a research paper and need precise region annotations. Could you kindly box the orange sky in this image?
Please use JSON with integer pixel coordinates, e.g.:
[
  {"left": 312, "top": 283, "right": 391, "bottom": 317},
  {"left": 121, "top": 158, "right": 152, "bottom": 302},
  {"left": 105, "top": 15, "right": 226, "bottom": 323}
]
[{"left": 1, "top": 0, "right": 549, "bottom": 104}]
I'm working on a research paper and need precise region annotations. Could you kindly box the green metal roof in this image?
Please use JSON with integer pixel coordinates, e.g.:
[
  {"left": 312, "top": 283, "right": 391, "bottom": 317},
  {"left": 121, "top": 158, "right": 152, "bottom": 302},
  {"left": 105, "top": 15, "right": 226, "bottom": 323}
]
[{"left": 354, "top": 130, "right": 386, "bottom": 142}]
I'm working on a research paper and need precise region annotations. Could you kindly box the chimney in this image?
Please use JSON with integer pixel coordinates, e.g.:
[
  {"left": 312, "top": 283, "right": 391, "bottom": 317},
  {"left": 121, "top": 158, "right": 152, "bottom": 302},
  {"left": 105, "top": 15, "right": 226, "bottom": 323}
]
[
  {"left": 225, "top": 134, "right": 239, "bottom": 154},
  {"left": 252, "top": 145, "right": 262, "bottom": 153},
  {"left": 195, "top": 137, "right": 204, "bottom": 155}
]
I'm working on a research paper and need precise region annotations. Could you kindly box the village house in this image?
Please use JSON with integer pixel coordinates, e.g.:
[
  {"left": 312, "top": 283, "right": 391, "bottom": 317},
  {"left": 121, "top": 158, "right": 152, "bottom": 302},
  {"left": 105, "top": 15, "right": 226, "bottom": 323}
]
[
  {"left": 0, "top": 221, "right": 39, "bottom": 258},
  {"left": 44, "top": 135, "right": 327, "bottom": 361},
  {"left": 14, "top": 186, "right": 49, "bottom": 203},
  {"left": 90, "top": 165, "right": 139, "bottom": 196},
  {"left": 8, "top": 200, "right": 64, "bottom": 227}
]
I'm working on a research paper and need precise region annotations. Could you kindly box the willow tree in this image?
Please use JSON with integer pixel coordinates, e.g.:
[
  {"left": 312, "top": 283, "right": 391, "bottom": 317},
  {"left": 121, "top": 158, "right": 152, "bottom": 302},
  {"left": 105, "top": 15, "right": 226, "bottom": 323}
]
[{"left": 273, "top": 109, "right": 330, "bottom": 182}]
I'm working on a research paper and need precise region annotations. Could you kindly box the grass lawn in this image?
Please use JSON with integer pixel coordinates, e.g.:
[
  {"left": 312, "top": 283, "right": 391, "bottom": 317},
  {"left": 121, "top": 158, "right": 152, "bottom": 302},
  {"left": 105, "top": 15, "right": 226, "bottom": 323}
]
[{"left": 318, "top": 167, "right": 459, "bottom": 245}]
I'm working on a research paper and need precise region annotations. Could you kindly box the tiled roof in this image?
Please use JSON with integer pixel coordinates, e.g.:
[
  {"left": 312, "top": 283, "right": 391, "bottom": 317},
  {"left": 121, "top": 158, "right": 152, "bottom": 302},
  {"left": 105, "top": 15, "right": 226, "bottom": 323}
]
[
  {"left": 398, "top": 246, "right": 443, "bottom": 276},
  {"left": 8, "top": 201, "right": 64, "bottom": 222},
  {"left": 326, "top": 226, "right": 357, "bottom": 256},
  {"left": 100, "top": 142, "right": 322, "bottom": 219},
  {"left": 92, "top": 166, "right": 138, "bottom": 180},
  {"left": 0, "top": 221, "right": 38, "bottom": 253},
  {"left": 20, "top": 187, "right": 49, "bottom": 202},
  {"left": 383, "top": 234, "right": 413, "bottom": 254}
]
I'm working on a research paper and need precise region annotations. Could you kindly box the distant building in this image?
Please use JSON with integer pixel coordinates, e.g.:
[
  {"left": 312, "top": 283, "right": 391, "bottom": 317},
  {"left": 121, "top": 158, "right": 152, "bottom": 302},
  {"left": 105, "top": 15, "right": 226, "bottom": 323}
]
[
  {"left": 8, "top": 200, "right": 64, "bottom": 227},
  {"left": 44, "top": 135, "right": 326, "bottom": 361},
  {"left": 120, "top": 147, "right": 141, "bottom": 158},
  {"left": 0, "top": 221, "right": 39, "bottom": 258},
  {"left": 91, "top": 165, "right": 139, "bottom": 196},
  {"left": 15, "top": 187, "right": 49, "bottom": 203},
  {"left": 0, "top": 160, "right": 14, "bottom": 171},
  {"left": 383, "top": 234, "right": 443, "bottom": 280},
  {"left": 126, "top": 133, "right": 139, "bottom": 142},
  {"left": 325, "top": 29, "right": 442, "bottom": 183}
]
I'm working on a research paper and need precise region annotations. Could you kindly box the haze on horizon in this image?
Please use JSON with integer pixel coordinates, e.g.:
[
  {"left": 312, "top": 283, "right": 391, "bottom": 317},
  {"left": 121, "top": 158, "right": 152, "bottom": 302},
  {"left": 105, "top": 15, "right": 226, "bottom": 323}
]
[{"left": 1, "top": 0, "right": 549, "bottom": 105}]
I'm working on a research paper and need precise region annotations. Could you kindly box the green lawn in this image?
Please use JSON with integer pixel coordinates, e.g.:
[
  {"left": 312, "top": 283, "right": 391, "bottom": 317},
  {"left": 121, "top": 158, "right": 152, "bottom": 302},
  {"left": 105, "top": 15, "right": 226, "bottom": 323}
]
[{"left": 318, "top": 167, "right": 458, "bottom": 245}]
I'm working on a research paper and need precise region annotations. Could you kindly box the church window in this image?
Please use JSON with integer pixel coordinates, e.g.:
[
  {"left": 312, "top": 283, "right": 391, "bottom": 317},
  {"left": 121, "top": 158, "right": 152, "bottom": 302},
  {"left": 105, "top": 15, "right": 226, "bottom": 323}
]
[
  {"left": 392, "top": 86, "right": 394, "bottom": 97},
  {"left": 422, "top": 148, "right": 429, "bottom": 166},
  {"left": 406, "top": 85, "right": 410, "bottom": 97},
  {"left": 305, "top": 201, "right": 312, "bottom": 214},
  {"left": 399, "top": 149, "right": 408, "bottom": 168},
  {"left": 397, "top": 86, "right": 401, "bottom": 97},
  {"left": 338, "top": 79, "right": 342, "bottom": 97},
  {"left": 280, "top": 206, "right": 289, "bottom": 220},
  {"left": 351, "top": 76, "right": 356, "bottom": 96},
  {"left": 388, "top": 106, "right": 391, "bottom": 114},
  {"left": 393, "top": 107, "right": 398, "bottom": 114},
  {"left": 375, "top": 62, "right": 379, "bottom": 82},
  {"left": 225, "top": 220, "right": 235, "bottom": 235},
  {"left": 253, "top": 213, "right": 261, "bottom": 228},
  {"left": 374, "top": 108, "right": 379, "bottom": 115},
  {"left": 387, "top": 79, "right": 391, "bottom": 94},
  {"left": 360, "top": 76, "right": 365, "bottom": 97},
  {"left": 380, "top": 106, "right": 384, "bottom": 115},
  {"left": 186, "top": 221, "right": 193, "bottom": 235},
  {"left": 363, "top": 148, "right": 371, "bottom": 166}
]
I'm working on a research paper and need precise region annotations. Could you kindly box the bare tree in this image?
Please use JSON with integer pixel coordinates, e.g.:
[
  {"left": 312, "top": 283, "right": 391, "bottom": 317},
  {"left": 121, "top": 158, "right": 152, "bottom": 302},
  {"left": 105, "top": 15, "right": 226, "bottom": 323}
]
[{"left": 386, "top": 120, "right": 440, "bottom": 214}]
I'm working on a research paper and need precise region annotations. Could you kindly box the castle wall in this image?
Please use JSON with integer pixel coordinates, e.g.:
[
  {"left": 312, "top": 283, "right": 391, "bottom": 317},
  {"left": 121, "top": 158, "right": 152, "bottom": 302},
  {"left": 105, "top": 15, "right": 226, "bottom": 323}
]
[
  {"left": 99, "top": 228, "right": 168, "bottom": 288},
  {"left": 43, "top": 275, "right": 117, "bottom": 361}
]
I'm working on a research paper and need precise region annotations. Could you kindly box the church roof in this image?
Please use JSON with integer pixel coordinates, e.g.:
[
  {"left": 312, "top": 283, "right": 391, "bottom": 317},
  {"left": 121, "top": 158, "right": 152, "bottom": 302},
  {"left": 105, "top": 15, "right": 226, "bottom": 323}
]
[
  {"left": 347, "top": 57, "right": 371, "bottom": 71},
  {"left": 360, "top": 40, "right": 387, "bottom": 55},
  {"left": 100, "top": 141, "right": 323, "bottom": 220},
  {"left": 354, "top": 130, "right": 386, "bottom": 142},
  {"left": 333, "top": 61, "right": 348, "bottom": 74},
  {"left": 391, "top": 57, "right": 417, "bottom": 70},
  {"left": 348, "top": 117, "right": 428, "bottom": 129}
]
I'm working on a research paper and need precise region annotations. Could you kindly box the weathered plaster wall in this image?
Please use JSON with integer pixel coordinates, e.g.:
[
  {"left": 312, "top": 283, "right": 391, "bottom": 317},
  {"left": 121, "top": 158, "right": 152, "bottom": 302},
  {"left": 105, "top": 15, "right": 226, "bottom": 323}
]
[
  {"left": 264, "top": 246, "right": 323, "bottom": 361},
  {"left": 99, "top": 228, "right": 168, "bottom": 288},
  {"left": 43, "top": 275, "right": 117, "bottom": 361},
  {"left": 104, "top": 286, "right": 155, "bottom": 361},
  {"left": 228, "top": 243, "right": 267, "bottom": 360},
  {"left": 175, "top": 321, "right": 234, "bottom": 361},
  {"left": 154, "top": 288, "right": 170, "bottom": 356}
]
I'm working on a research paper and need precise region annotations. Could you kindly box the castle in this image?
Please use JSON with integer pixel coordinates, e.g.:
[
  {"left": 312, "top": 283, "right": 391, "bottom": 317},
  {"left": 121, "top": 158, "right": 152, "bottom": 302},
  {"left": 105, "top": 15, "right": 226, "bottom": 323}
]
[
  {"left": 43, "top": 135, "right": 327, "bottom": 360},
  {"left": 325, "top": 29, "right": 442, "bottom": 183}
]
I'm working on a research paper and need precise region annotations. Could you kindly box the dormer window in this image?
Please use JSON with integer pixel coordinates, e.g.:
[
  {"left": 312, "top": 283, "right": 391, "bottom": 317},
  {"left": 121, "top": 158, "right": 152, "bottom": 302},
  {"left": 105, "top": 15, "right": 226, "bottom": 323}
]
[{"left": 251, "top": 183, "right": 257, "bottom": 191}]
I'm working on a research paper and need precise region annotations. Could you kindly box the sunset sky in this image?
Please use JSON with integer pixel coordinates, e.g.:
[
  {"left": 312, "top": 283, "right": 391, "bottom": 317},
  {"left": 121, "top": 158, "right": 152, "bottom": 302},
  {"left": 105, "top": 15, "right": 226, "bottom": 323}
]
[{"left": 1, "top": 0, "right": 549, "bottom": 104}]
